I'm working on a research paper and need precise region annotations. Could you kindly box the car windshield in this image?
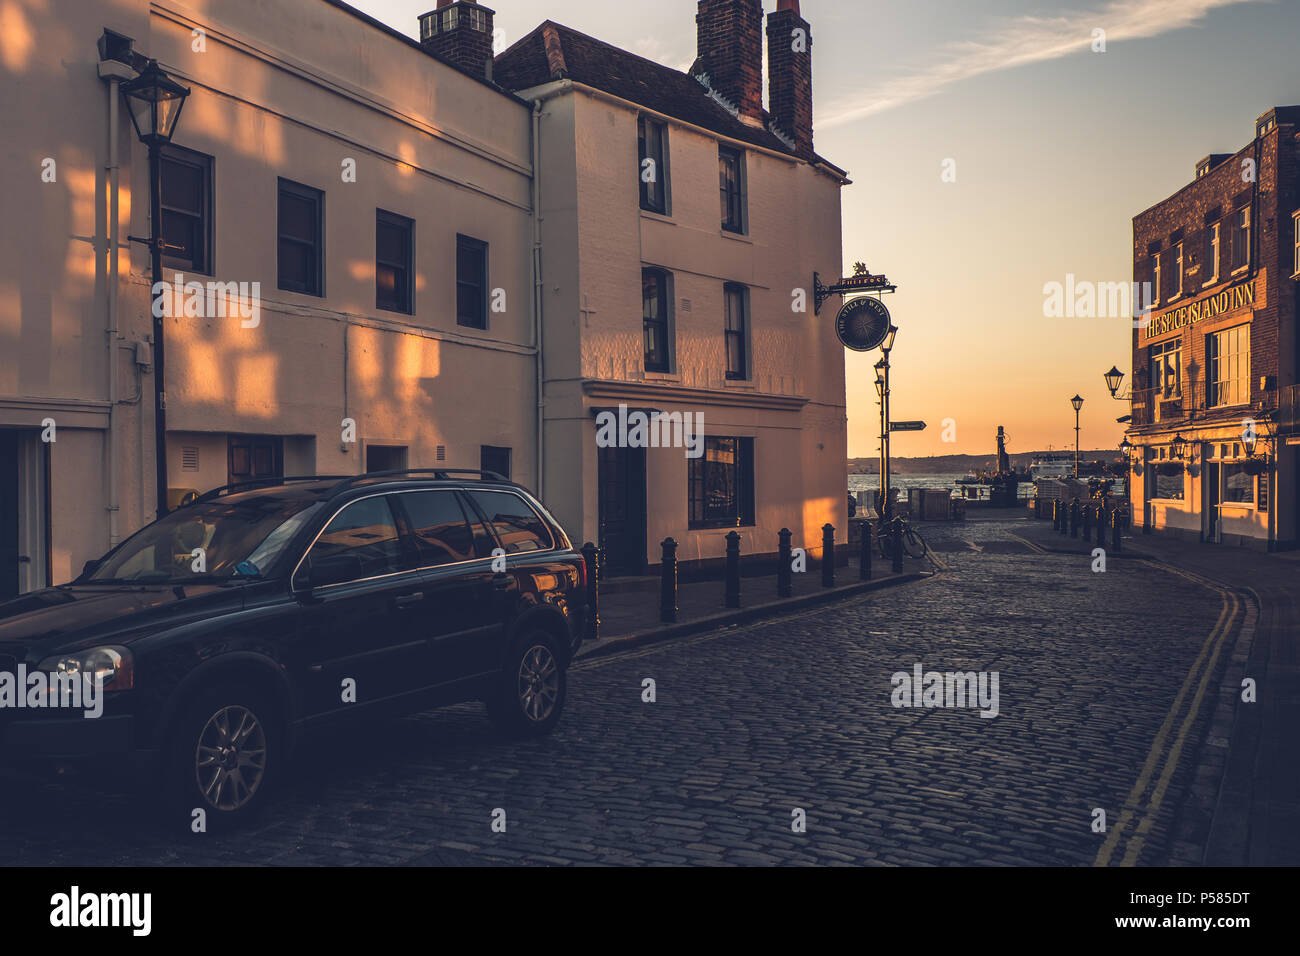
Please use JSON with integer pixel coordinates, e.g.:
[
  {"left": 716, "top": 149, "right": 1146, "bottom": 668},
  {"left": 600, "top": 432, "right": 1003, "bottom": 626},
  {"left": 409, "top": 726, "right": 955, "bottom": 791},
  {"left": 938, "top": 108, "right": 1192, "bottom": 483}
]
[{"left": 86, "top": 496, "right": 324, "bottom": 584}]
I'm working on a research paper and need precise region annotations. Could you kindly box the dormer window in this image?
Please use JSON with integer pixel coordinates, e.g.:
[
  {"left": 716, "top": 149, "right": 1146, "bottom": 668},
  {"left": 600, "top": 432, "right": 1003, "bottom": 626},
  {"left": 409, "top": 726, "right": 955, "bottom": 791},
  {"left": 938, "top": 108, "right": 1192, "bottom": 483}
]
[
  {"left": 443, "top": 7, "right": 458, "bottom": 31},
  {"left": 468, "top": 6, "right": 488, "bottom": 31}
]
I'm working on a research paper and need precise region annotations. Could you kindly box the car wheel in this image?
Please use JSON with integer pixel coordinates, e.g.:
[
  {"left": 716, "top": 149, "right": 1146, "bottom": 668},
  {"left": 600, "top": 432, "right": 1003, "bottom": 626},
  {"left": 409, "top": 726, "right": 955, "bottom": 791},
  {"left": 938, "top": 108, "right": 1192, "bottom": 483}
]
[
  {"left": 168, "top": 683, "right": 281, "bottom": 827},
  {"left": 486, "top": 630, "right": 567, "bottom": 738}
]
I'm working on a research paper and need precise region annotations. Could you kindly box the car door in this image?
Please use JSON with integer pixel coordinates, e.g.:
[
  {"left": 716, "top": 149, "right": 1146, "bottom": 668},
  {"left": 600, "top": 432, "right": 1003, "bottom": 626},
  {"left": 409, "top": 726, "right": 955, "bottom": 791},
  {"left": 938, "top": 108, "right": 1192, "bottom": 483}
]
[
  {"left": 389, "top": 489, "right": 503, "bottom": 691},
  {"left": 291, "top": 494, "right": 431, "bottom": 718}
]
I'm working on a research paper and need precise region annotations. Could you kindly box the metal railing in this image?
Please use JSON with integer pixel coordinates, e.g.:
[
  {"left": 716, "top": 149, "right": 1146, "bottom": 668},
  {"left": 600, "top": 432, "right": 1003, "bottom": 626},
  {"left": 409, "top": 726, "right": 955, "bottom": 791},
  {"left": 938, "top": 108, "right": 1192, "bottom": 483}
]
[{"left": 1128, "top": 384, "right": 1204, "bottom": 427}]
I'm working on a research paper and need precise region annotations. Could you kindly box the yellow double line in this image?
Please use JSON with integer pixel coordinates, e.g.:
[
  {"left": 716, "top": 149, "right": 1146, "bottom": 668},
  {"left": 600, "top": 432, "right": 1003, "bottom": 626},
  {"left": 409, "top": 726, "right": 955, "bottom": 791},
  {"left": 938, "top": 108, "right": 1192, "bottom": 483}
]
[{"left": 1093, "top": 568, "right": 1240, "bottom": 867}]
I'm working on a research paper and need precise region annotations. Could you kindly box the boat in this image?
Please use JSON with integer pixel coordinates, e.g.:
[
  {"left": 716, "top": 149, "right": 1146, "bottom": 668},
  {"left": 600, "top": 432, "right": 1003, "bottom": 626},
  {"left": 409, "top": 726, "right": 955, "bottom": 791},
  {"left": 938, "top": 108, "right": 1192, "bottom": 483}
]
[{"left": 1029, "top": 451, "right": 1074, "bottom": 481}]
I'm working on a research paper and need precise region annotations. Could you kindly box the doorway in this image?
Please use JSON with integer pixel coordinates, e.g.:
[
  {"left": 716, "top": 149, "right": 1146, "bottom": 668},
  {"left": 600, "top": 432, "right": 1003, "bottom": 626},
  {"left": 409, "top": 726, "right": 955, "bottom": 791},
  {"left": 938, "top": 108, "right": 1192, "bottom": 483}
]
[
  {"left": 1, "top": 429, "right": 49, "bottom": 598},
  {"left": 597, "top": 444, "right": 646, "bottom": 577}
]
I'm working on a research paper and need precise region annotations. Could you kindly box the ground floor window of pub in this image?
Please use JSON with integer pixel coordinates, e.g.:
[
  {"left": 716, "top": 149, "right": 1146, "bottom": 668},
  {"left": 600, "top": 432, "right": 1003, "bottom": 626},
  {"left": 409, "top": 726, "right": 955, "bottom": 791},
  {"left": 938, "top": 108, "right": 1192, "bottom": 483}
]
[
  {"left": 689, "top": 437, "right": 755, "bottom": 529},
  {"left": 480, "top": 445, "right": 511, "bottom": 480},
  {"left": 1149, "top": 340, "right": 1181, "bottom": 398},
  {"left": 1208, "top": 323, "right": 1249, "bottom": 407},
  {"left": 1152, "top": 451, "right": 1185, "bottom": 500},
  {"left": 1221, "top": 462, "right": 1255, "bottom": 504}
]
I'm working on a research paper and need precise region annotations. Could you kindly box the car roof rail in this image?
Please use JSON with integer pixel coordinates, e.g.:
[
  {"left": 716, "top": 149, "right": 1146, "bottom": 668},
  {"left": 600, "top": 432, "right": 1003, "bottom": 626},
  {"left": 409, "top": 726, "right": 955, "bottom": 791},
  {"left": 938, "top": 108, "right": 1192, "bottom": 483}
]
[
  {"left": 188, "top": 476, "right": 351, "bottom": 506},
  {"left": 325, "top": 468, "right": 512, "bottom": 496}
]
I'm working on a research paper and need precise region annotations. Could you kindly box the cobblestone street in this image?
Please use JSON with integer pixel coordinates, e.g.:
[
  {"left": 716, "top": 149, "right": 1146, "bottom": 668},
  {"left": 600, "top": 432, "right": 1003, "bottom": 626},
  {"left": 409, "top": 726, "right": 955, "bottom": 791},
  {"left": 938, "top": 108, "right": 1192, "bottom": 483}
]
[{"left": 0, "top": 516, "right": 1234, "bottom": 866}]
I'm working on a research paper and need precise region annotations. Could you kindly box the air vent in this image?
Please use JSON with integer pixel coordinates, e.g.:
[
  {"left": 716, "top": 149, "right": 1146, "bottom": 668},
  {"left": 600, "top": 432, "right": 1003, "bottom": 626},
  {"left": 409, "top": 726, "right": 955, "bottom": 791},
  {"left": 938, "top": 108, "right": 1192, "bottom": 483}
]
[
  {"left": 436, "top": 445, "right": 446, "bottom": 462},
  {"left": 181, "top": 446, "right": 199, "bottom": 472}
]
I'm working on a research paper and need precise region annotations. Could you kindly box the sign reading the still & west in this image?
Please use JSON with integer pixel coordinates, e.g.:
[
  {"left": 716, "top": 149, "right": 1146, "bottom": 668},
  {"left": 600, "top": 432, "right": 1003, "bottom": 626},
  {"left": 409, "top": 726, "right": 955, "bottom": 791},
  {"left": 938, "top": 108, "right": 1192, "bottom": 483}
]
[{"left": 835, "top": 296, "right": 891, "bottom": 352}]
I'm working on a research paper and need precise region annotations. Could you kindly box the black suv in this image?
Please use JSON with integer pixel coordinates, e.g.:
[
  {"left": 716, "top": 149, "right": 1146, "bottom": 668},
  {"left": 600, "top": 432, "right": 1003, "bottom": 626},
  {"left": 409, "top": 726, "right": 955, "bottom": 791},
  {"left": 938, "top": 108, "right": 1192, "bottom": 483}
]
[{"left": 0, "top": 470, "right": 590, "bottom": 823}]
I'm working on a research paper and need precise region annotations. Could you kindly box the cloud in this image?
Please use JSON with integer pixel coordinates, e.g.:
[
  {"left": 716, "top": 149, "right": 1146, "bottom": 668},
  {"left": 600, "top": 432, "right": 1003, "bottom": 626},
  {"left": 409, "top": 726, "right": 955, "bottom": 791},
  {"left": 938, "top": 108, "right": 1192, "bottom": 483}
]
[
  {"left": 630, "top": 35, "right": 695, "bottom": 73},
  {"left": 820, "top": 0, "right": 1271, "bottom": 128}
]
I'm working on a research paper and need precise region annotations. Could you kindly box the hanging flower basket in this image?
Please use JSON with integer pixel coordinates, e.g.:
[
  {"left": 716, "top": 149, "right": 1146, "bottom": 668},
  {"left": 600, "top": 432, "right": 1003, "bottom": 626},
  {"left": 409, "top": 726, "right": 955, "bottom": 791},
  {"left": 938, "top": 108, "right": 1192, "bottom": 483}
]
[{"left": 1242, "top": 458, "right": 1268, "bottom": 476}]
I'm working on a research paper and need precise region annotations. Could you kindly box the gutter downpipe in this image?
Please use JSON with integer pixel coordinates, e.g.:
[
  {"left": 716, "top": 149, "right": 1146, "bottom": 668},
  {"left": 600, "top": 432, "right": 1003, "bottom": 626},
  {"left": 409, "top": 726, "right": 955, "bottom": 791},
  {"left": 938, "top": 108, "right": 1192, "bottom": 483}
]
[
  {"left": 100, "top": 62, "right": 131, "bottom": 548},
  {"left": 532, "top": 97, "right": 545, "bottom": 498}
]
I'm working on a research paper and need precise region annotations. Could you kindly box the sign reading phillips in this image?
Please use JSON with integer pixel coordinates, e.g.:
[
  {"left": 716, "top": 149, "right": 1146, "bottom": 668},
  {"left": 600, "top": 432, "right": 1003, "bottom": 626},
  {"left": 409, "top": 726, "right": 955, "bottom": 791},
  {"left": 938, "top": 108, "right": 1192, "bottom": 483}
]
[
  {"left": 1143, "top": 278, "right": 1255, "bottom": 340},
  {"left": 835, "top": 296, "right": 891, "bottom": 352}
]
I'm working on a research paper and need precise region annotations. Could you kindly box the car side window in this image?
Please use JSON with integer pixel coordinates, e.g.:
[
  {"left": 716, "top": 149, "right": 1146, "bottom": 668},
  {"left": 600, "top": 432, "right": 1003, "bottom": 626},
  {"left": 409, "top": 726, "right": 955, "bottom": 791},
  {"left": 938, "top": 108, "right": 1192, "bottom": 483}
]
[
  {"left": 303, "top": 496, "right": 403, "bottom": 586},
  {"left": 466, "top": 491, "right": 554, "bottom": 555},
  {"left": 400, "top": 491, "right": 477, "bottom": 567}
]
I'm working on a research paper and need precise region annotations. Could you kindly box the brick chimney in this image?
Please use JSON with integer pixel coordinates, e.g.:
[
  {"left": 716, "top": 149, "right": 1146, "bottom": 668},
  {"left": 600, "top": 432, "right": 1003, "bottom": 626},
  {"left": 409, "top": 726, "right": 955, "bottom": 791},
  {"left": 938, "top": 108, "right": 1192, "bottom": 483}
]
[
  {"left": 419, "top": 1, "right": 495, "bottom": 81},
  {"left": 692, "top": 0, "right": 764, "bottom": 124},
  {"left": 767, "top": 0, "right": 813, "bottom": 159}
]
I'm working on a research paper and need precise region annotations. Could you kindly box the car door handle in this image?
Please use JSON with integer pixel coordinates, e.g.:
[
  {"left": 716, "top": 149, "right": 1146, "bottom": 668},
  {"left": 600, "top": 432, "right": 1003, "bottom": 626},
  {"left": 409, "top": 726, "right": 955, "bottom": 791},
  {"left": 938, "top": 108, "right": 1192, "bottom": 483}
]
[{"left": 394, "top": 592, "right": 424, "bottom": 608}]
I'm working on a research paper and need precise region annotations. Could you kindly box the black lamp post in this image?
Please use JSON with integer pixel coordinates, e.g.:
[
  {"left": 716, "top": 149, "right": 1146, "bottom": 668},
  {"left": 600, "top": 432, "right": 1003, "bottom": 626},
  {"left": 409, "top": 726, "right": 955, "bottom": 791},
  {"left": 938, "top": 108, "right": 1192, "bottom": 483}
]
[
  {"left": 1103, "top": 366, "right": 1125, "bottom": 398},
  {"left": 1070, "top": 394, "right": 1084, "bottom": 478},
  {"left": 121, "top": 60, "right": 190, "bottom": 518}
]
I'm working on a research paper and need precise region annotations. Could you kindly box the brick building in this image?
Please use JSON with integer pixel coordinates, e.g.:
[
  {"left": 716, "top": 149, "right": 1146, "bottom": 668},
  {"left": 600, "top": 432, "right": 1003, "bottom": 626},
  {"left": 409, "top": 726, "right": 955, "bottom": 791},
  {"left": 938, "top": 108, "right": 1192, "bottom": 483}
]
[{"left": 1126, "top": 105, "right": 1300, "bottom": 549}]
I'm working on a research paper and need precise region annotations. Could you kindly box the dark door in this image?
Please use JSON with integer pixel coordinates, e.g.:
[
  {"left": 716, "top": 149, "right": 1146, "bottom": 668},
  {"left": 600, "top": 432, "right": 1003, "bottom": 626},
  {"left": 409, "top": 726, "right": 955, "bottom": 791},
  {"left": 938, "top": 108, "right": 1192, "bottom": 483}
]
[
  {"left": 0, "top": 431, "right": 17, "bottom": 599},
  {"left": 291, "top": 495, "right": 431, "bottom": 718},
  {"left": 1206, "top": 461, "right": 1221, "bottom": 542},
  {"left": 228, "top": 435, "right": 283, "bottom": 488},
  {"left": 598, "top": 444, "right": 646, "bottom": 576}
]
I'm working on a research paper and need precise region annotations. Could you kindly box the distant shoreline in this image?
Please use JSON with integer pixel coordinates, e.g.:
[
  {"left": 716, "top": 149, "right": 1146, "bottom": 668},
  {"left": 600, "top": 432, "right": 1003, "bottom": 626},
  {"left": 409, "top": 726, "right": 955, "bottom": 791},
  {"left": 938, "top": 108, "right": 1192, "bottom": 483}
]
[{"left": 848, "top": 451, "right": 1119, "bottom": 476}]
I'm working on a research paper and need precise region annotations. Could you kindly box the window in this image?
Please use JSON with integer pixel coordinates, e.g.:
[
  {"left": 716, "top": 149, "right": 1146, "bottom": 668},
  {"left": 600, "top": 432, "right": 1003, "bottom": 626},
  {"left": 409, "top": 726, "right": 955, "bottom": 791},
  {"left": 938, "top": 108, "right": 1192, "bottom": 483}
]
[
  {"left": 468, "top": 6, "right": 488, "bottom": 31},
  {"left": 400, "top": 491, "right": 478, "bottom": 566},
  {"left": 1151, "top": 254, "right": 1161, "bottom": 303},
  {"left": 375, "top": 210, "right": 413, "bottom": 314},
  {"left": 1152, "top": 467, "right": 1185, "bottom": 500},
  {"left": 719, "top": 146, "right": 745, "bottom": 233},
  {"left": 467, "top": 491, "right": 554, "bottom": 554},
  {"left": 724, "top": 284, "right": 749, "bottom": 381},
  {"left": 419, "top": 13, "right": 436, "bottom": 40},
  {"left": 643, "top": 268, "right": 671, "bottom": 373},
  {"left": 1293, "top": 210, "right": 1300, "bottom": 277},
  {"left": 1204, "top": 221, "right": 1220, "bottom": 286},
  {"left": 1230, "top": 205, "right": 1250, "bottom": 273},
  {"left": 228, "top": 435, "right": 283, "bottom": 487},
  {"left": 442, "top": 7, "right": 458, "bottom": 31},
  {"left": 365, "top": 445, "right": 407, "bottom": 473},
  {"left": 1222, "top": 462, "right": 1255, "bottom": 505},
  {"left": 304, "top": 496, "right": 404, "bottom": 585},
  {"left": 160, "top": 145, "right": 212, "bottom": 274},
  {"left": 278, "top": 178, "right": 323, "bottom": 296},
  {"left": 456, "top": 235, "right": 488, "bottom": 329},
  {"left": 638, "top": 115, "right": 668, "bottom": 214},
  {"left": 1171, "top": 242, "right": 1183, "bottom": 297},
  {"left": 480, "top": 445, "right": 512, "bottom": 481},
  {"left": 1208, "top": 323, "right": 1250, "bottom": 407},
  {"left": 1149, "top": 340, "right": 1182, "bottom": 399},
  {"left": 689, "top": 437, "right": 755, "bottom": 529}
]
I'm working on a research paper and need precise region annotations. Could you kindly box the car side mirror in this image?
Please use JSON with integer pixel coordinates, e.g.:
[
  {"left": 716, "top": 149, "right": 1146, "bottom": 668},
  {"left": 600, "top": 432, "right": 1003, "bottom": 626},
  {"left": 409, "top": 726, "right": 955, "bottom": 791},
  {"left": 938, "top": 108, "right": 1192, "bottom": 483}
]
[{"left": 295, "top": 553, "right": 364, "bottom": 593}]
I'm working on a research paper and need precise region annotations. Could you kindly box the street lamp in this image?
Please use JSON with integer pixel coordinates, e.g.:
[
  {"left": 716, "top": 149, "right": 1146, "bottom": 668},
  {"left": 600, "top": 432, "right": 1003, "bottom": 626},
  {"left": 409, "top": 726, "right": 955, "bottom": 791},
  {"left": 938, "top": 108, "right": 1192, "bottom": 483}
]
[
  {"left": 1070, "top": 394, "right": 1084, "bottom": 478},
  {"left": 1169, "top": 433, "right": 1187, "bottom": 461},
  {"left": 121, "top": 59, "right": 190, "bottom": 518},
  {"left": 1103, "top": 366, "right": 1125, "bottom": 398}
]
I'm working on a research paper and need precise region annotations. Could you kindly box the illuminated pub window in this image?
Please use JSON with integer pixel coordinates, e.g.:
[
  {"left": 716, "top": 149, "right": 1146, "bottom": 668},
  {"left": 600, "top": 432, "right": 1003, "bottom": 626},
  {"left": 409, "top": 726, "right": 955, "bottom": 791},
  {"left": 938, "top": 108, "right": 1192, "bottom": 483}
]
[
  {"left": 1152, "top": 457, "right": 1185, "bottom": 500},
  {"left": 688, "top": 437, "right": 755, "bottom": 529},
  {"left": 1149, "top": 340, "right": 1181, "bottom": 398},
  {"left": 1222, "top": 462, "right": 1255, "bottom": 505},
  {"left": 1208, "top": 324, "right": 1250, "bottom": 407}
]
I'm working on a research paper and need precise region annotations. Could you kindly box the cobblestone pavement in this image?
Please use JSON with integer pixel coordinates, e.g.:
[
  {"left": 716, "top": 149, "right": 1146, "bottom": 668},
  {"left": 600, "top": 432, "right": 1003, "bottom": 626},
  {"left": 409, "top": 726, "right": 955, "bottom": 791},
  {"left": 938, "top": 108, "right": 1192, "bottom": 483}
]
[{"left": 0, "top": 516, "right": 1232, "bottom": 866}]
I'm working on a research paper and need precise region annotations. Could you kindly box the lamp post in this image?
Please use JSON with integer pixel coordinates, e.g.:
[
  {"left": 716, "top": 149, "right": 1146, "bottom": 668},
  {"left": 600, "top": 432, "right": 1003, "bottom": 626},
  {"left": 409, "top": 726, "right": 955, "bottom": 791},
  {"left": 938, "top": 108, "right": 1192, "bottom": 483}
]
[
  {"left": 1103, "top": 366, "right": 1125, "bottom": 398},
  {"left": 874, "top": 324, "right": 898, "bottom": 519},
  {"left": 121, "top": 59, "right": 190, "bottom": 518},
  {"left": 1070, "top": 394, "right": 1084, "bottom": 478}
]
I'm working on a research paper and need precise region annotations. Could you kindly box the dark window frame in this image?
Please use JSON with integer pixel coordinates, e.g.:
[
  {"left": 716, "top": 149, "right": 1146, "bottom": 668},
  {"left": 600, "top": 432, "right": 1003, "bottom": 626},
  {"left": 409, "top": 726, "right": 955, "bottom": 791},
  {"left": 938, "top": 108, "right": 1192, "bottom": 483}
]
[
  {"left": 724, "top": 283, "right": 750, "bottom": 381},
  {"left": 638, "top": 115, "right": 669, "bottom": 215},
  {"left": 688, "top": 437, "right": 756, "bottom": 530},
  {"left": 375, "top": 209, "right": 414, "bottom": 315},
  {"left": 160, "top": 144, "right": 214, "bottom": 275},
  {"left": 643, "top": 268, "right": 671, "bottom": 373},
  {"left": 456, "top": 234, "right": 489, "bottom": 330},
  {"left": 719, "top": 145, "right": 746, "bottom": 234},
  {"left": 277, "top": 177, "right": 324, "bottom": 297}
]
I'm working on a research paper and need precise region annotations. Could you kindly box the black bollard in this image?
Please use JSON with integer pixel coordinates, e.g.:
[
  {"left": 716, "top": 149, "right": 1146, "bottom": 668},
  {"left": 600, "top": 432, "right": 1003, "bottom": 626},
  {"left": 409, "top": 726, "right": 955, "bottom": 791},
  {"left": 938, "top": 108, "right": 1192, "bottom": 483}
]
[
  {"left": 1051, "top": 499, "right": 1060, "bottom": 532},
  {"left": 860, "top": 521, "right": 872, "bottom": 581},
  {"left": 777, "top": 528, "right": 793, "bottom": 598},
  {"left": 581, "top": 542, "right": 601, "bottom": 642},
  {"left": 1070, "top": 498, "right": 1080, "bottom": 538},
  {"left": 891, "top": 518, "right": 904, "bottom": 574},
  {"left": 1112, "top": 507, "right": 1121, "bottom": 552},
  {"left": 724, "top": 531, "right": 741, "bottom": 609},
  {"left": 821, "top": 523, "right": 835, "bottom": 588},
  {"left": 659, "top": 537, "right": 678, "bottom": 624},
  {"left": 1058, "top": 499, "right": 1068, "bottom": 535},
  {"left": 1082, "top": 503, "right": 1092, "bottom": 543}
]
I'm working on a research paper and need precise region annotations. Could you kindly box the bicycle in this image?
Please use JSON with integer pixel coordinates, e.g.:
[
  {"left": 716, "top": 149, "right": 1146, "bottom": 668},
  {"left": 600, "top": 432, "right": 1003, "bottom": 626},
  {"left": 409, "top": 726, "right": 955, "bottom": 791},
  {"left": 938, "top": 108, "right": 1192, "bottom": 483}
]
[{"left": 875, "top": 517, "right": 928, "bottom": 560}]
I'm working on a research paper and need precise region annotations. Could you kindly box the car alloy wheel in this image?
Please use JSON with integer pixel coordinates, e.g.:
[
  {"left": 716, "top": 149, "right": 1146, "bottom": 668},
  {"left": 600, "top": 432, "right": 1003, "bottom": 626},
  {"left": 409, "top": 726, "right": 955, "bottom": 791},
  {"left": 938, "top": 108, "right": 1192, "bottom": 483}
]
[
  {"left": 516, "top": 644, "right": 559, "bottom": 723},
  {"left": 194, "top": 704, "right": 268, "bottom": 812}
]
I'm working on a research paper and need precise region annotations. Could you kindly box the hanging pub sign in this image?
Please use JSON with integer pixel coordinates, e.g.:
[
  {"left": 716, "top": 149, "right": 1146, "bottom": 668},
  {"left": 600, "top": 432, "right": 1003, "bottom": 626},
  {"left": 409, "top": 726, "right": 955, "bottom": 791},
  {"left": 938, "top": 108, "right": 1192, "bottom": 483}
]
[
  {"left": 835, "top": 295, "right": 891, "bottom": 352},
  {"left": 813, "top": 267, "right": 896, "bottom": 315}
]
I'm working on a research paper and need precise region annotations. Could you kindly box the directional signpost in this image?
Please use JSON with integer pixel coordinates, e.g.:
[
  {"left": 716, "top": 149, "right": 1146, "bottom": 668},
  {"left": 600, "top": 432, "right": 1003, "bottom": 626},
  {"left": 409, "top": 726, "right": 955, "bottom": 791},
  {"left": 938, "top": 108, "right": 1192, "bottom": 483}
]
[{"left": 890, "top": 421, "right": 926, "bottom": 432}]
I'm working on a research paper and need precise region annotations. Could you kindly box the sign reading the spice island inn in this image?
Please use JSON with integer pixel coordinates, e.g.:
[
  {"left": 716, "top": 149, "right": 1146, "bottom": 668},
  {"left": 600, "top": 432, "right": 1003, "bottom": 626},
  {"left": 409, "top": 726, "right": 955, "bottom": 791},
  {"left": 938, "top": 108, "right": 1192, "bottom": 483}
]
[{"left": 1143, "top": 278, "right": 1255, "bottom": 340}]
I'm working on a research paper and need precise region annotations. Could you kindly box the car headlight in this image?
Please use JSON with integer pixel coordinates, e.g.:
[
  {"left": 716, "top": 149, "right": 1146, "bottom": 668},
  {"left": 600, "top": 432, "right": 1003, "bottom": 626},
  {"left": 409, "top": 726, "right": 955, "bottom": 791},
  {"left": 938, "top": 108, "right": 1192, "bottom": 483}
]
[{"left": 37, "top": 646, "right": 134, "bottom": 692}]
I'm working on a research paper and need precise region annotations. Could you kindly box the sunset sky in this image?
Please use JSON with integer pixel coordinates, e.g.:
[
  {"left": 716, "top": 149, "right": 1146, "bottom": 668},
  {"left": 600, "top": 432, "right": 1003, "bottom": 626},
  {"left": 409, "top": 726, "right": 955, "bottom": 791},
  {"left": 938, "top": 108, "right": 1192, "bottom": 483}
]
[{"left": 357, "top": 0, "right": 1300, "bottom": 458}]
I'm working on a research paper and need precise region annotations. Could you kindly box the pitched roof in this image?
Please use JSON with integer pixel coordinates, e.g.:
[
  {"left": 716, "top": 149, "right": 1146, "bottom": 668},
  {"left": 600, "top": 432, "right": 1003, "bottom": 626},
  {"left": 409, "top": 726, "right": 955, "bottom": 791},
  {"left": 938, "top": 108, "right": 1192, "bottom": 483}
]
[{"left": 496, "top": 20, "right": 844, "bottom": 173}]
